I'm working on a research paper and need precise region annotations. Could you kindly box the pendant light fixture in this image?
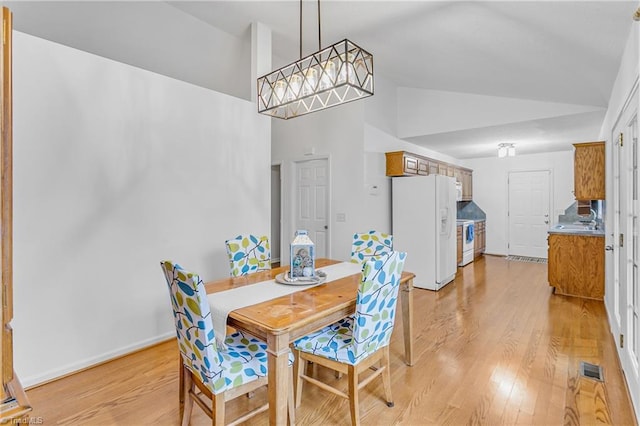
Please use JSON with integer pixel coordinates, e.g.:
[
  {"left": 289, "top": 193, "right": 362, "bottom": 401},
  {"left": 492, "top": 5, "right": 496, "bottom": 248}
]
[{"left": 257, "top": 0, "right": 374, "bottom": 119}]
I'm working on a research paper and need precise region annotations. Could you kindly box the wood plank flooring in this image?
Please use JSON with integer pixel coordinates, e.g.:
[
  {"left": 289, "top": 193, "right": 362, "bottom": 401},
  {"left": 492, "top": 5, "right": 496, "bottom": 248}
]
[{"left": 23, "top": 256, "right": 637, "bottom": 425}]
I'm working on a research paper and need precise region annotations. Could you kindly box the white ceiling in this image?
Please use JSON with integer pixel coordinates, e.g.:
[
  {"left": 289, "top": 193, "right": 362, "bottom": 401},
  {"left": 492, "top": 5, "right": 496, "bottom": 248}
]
[{"left": 5, "top": 1, "right": 639, "bottom": 159}]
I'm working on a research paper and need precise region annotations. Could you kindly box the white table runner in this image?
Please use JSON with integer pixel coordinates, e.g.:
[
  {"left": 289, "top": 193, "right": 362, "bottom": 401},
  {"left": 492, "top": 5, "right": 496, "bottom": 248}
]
[{"left": 207, "top": 261, "right": 362, "bottom": 344}]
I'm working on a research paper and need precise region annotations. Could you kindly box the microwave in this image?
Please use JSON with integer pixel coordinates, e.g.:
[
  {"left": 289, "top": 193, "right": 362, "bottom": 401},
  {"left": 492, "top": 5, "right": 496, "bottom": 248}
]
[{"left": 455, "top": 181, "right": 463, "bottom": 201}]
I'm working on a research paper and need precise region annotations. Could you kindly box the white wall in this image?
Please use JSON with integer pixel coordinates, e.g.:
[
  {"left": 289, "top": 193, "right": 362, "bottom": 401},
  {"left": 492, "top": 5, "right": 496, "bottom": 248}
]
[
  {"left": 12, "top": 32, "right": 271, "bottom": 386},
  {"left": 272, "top": 102, "right": 366, "bottom": 263},
  {"left": 465, "top": 151, "right": 574, "bottom": 256}
]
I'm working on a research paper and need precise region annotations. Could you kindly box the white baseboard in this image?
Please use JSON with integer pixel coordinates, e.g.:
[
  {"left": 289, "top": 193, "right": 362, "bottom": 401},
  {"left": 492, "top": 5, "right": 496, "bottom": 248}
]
[{"left": 22, "top": 331, "right": 175, "bottom": 389}]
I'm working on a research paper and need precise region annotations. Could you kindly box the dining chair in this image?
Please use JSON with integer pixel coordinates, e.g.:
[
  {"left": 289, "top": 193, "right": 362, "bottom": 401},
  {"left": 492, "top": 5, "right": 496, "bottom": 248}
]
[
  {"left": 160, "top": 261, "right": 294, "bottom": 426},
  {"left": 349, "top": 231, "right": 393, "bottom": 263},
  {"left": 292, "top": 251, "right": 407, "bottom": 425},
  {"left": 225, "top": 234, "right": 271, "bottom": 277}
]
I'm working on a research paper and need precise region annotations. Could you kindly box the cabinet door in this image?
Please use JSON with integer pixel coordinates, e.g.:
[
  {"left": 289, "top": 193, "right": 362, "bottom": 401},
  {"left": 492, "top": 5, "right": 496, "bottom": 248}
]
[
  {"left": 453, "top": 167, "right": 462, "bottom": 183},
  {"left": 574, "top": 142, "right": 605, "bottom": 200},
  {"left": 417, "top": 158, "right": 429, "bottom": 175},
  {"left": 429, "top": 161, "right": 439, "bottom": 175},
  {"left": 548, "top": 234, "right": 604, "bottom": 299},
  {"left": 404, "top": 154, "right": 418, "bottom": 175},
  {"left": 462, "top": 170, "right": 473, "bottom": 201}
]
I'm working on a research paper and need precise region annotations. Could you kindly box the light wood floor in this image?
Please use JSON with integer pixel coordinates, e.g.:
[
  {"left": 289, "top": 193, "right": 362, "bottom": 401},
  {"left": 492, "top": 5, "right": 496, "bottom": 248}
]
[{"left": 24, "top": 256, "right": 637, "bottom": 425}]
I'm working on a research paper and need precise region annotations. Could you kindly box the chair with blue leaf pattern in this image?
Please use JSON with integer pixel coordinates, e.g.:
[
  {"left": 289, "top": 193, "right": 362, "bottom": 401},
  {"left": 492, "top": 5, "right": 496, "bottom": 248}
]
[
  {"left": 225, "top": 234, "right": 271, "bottom": 277},
  {"left": 349, "top": 231, "right": 393, "bottom": 264},
  {"left": 293, "top": 252, "right": 407, "bottom": 425},
  {"left": 160, "top": 261, "right": 294, "bottom": 425}
]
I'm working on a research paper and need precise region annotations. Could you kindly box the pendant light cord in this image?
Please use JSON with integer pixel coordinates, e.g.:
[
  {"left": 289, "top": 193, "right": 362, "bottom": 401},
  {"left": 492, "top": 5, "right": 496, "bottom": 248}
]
[
  {"left": 298, "top": 0, "right": 323, "bottom": 59},
  {"left": 317, "top": 0, "right": 321, "bottom": 51}
]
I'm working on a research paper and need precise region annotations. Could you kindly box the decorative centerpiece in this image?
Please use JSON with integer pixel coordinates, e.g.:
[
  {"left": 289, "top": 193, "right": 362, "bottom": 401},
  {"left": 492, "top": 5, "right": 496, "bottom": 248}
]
[{"left": 290, "top": 230, "right": 315, "bottom": 278}]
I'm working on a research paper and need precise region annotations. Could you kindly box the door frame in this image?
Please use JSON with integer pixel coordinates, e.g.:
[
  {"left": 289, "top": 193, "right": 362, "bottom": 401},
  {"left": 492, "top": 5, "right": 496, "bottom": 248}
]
[
  {"left": 281, "top": 155, "right": 332, "bottom": 266},
  {"left": 609, "top": 79, "right": 639, "bottom": 414},
  {"left": 270, "top": 162, "right": 283, "bottom": 264},
  {"left": 506, "top": 168, "right": 553, "bottom": 257}
]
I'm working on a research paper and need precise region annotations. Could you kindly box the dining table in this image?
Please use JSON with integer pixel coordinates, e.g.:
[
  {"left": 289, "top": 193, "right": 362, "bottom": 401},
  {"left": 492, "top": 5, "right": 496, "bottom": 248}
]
[{"left": 204, "top": 258, "right": 416, "bottom": 426}]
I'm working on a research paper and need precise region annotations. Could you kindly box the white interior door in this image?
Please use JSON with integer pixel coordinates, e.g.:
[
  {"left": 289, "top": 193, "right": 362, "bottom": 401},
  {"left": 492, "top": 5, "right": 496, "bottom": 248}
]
[
  {"left": 507, "top": 170, "right": 551, "bottom": 258},
  {"left": 614, "top": 87, "right": 639, "bottom": 410},
  {"left": 294, "top": 159, "right": 328, "bottom": 258}
]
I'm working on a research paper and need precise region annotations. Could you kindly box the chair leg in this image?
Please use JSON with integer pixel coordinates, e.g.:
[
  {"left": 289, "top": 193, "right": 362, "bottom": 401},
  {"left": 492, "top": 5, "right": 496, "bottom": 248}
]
[
  {"left": 212, "top": 392, "right": 225, "bottom": 426},
  {"left": 347, "top": 364, "right": 360, "bottom": 426},
  {"left": 179, "top": 360, "right": 185, "bottom": 418},
  {"left": 181, "top": 369, "right": 194, "bottom": 426},
  {"left": 381, "top": 346, "right": 394, "bottom": 408},
  {"left": 294, "top": 350, "right": 305, "bottom": 408},
  {"left": 288, "top": 366, "right": 296, "bottom": 425}
]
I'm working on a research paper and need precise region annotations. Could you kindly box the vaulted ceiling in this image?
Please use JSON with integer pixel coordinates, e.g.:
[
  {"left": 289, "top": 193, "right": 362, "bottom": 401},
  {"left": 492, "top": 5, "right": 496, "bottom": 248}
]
[{"left": 5, "top": 1, "right": 638, "bottom": 158}]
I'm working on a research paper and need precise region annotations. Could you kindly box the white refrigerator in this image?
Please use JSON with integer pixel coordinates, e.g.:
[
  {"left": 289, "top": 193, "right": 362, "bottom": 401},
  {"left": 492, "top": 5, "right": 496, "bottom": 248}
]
[{"left": 392, "top": 175, "right": 457, "bottom": 290}]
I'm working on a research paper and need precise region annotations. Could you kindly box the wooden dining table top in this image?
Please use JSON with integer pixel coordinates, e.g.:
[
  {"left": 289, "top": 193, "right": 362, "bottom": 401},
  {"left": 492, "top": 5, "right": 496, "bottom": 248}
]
[{"left": 204, "top": 258, "right": 416, "bottom": 337}]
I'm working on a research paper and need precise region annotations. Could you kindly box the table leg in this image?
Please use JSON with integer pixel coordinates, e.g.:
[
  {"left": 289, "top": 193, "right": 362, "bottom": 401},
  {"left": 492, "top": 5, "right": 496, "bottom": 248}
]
[
  {"left": 267, "top": 332, "right": 292, "bottom": 425},
  {"left": 400, "top": 277, "right": 414, "bottom": 366}
]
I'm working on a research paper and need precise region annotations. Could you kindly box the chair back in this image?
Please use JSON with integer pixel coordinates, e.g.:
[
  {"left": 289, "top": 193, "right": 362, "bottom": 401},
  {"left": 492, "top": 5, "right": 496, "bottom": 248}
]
[
  {"left": 160, "top": 261, "right": 223, "bottom": 392},
  {"left": 351, "top": 252, "right": 407, "bottom": 361},
  {"left": 225, "top": 234, "right": 271, "bottom": 276},
  {"left": 350, "top": 231, "right": 393, "bottom": 263}
]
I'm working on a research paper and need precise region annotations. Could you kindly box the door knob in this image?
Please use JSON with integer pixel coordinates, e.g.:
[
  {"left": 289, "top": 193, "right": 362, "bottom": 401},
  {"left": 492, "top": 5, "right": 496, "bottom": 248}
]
[
  {"left": 324, "top": 225, "right": 328, "bottom": 230},
  {"left": 605, "top": 245, "right": 614, "bottom": 251},
  {"left": 544, "top": 220, "right": 549, "bottom": 224}
]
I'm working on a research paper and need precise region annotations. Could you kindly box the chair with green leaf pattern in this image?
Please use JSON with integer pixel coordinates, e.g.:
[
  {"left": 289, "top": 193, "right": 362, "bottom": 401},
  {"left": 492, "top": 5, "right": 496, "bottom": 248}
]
[
  {"left": 225, "top": 234, "right": 271, "bottom": 277},
  {"left": 293, "top": 252, "right": 407, "bottom": 425},
  {"left": 350, "top": 231, "right": 393, "bottom": 264},
  {"left": 160, "top": 260, "right": 293, "bottom": 425}
]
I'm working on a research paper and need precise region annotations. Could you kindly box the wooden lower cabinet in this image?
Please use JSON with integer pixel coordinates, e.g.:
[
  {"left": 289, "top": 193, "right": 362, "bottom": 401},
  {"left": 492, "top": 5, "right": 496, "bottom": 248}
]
[
  {"left": 548, "top": 233, "right": 604, "bottom": 300},
  {"left": 474, "top": 220, "right": 485, "bottom": 258},
  {"left": 457, "top": 224, "right": 463, "bottom": 265}
]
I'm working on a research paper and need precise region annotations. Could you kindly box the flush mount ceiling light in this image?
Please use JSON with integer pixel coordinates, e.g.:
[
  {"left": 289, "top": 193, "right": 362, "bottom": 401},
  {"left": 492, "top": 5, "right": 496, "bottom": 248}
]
[
  {"left": 498, "top": 143, "right": 516, "bottom": 158},
  {"left": 257, "top": 0, "right": 374, "bottom": 119}
]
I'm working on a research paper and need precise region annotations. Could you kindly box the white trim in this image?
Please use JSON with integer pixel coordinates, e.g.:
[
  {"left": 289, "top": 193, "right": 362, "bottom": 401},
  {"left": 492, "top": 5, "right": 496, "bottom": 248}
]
[
  {"left": 271, "top": 161, "right": 283, "bottom": 264},
  {"left": 23, "top": 331, "right": 175, "bottom": 389}
]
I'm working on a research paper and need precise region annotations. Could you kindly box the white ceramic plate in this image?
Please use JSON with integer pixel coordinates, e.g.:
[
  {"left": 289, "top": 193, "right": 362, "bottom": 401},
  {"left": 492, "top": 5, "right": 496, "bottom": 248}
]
[{"left": 274, "top": 270, "right": 327, "bottom": 286}]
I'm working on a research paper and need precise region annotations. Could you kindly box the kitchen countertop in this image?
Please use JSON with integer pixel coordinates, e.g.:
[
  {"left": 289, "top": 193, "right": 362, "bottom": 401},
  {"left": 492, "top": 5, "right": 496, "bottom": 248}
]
[{"left": 548, "top": 223, "right": 605, "bottom": 237}]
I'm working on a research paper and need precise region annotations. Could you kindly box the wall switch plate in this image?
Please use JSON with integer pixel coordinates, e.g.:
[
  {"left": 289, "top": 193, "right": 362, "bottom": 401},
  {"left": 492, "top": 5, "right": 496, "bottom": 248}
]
[{"left": 336, "top": 213, "right": 346, "bottom": 222}]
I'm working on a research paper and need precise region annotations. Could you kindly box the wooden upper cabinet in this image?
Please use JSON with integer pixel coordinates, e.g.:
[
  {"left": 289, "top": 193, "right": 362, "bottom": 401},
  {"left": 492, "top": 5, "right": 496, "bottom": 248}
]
[
  {"left": 428, "top": 160, "right": 439, "bottom": 175},
  {"left": 417, "top": 157, "right": 429, "bottom": 175},
  {"left": 385, "top": 151, "right": 473, "bottom": 200},
  {"left": 573, "top": 142, "right": 605, "bottom": 200},
  {"left": 404, "top": 154, "right": 418, "bottom": 174},
  {"left": 460, "top": 168, "right": 472, "bottom": 201},
  {"left": 386, "top": 151, "right": 417, "bottom": 176}
]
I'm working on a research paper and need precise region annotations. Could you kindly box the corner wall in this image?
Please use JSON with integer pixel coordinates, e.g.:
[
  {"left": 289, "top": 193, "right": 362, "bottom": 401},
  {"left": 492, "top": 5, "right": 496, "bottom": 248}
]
[{"left": 12, "top": 31, "right": 271, "bottom": 386}]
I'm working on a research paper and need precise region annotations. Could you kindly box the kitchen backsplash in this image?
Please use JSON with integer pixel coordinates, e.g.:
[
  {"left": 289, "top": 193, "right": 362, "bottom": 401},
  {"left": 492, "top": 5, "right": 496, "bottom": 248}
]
[
  {"left": 557, "top": 200, "right": 605, "bottom": 227},
  {"left": 457, "top": 201, "right": 486, "bottom": 221}
]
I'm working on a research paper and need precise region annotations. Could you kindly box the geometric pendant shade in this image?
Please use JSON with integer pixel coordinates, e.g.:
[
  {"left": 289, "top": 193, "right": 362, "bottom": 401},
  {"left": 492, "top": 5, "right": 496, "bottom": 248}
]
[{"left": 257, "top": 39, "right": 374, "bottom": 119}]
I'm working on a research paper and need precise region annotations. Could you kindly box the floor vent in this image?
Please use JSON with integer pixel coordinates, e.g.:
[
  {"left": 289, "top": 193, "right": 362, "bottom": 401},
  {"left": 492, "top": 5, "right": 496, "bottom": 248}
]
[{"left": 580, "top": 361, "right": 604, "bottom": 381}]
